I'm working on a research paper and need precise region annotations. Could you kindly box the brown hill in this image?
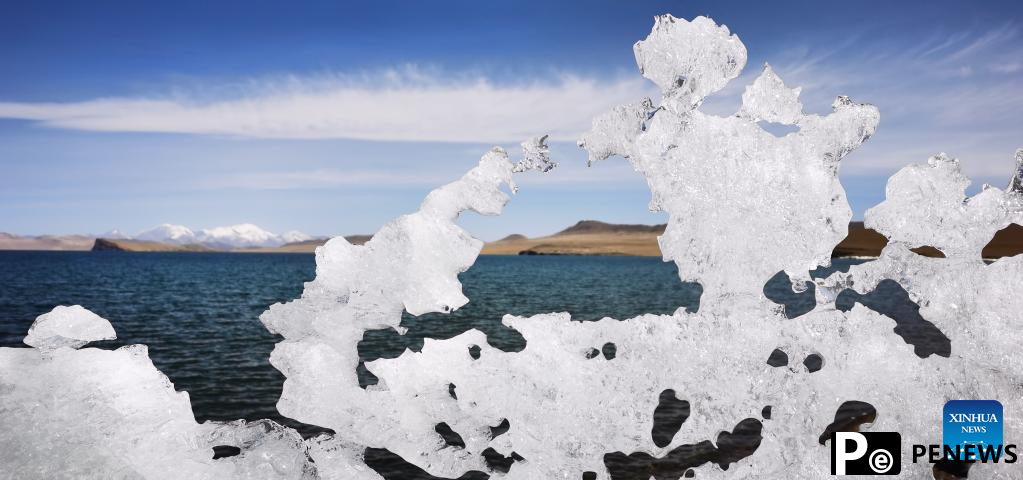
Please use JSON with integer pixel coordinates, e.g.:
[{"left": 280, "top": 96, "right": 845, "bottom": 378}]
[
  {"left": 91, "top": 238, "right": 211, "bottom": 252},
  {"left": 8, "top": 222, "right": 1022, "bottom": 259},
  {"left": 483, "top": 220, "right": 663, "bottom": 256},
  {"left": 484, "top": 220, "right": 1023, "bottom": 259},
  {"left": 831, "top": 222, "right": 1023, "bottom": 259},
  {"left": 557, "top": 220, "right": 666, "bottom": 235},
  {"left": 830, "top": 222, "right": 887, "bottom": 258},
  {"left": 0, "top": 233, "right": 95, "bottom": 251},
  {"left": 499, "top": 234, "right": 528, "bottom": 242},
  {"left": 344, "top": 235, "right": 372, "bottom": 246},
  {"left": 982, "top": 223, "right": 1023, "bottom": 258}
]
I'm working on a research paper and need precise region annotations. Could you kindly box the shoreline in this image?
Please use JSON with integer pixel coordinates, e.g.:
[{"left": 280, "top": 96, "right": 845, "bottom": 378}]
[{"left": 3, "top": 220, "right": 1021, "bottom": 260}]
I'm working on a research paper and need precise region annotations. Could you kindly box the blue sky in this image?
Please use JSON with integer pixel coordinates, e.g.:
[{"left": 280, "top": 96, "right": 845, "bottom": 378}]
[{"left": 1, "top": 1, "right": 1021, "bottom": 240}]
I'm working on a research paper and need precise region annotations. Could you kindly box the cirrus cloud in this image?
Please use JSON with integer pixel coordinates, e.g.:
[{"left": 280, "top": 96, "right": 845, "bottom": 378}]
[{"left": 0, "top": 72, "right": 651, "bottom": 143}]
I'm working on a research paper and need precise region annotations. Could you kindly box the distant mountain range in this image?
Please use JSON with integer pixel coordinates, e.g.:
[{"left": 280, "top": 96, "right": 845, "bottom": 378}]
[
  {"left": 2, "top": 220, "right": 1021, "bottom": 258},
  {"left": 134, "top": 223, "right": 314, "bottom": 249},
  {"left": 479, "top": 220, "right": 1023, "bottom": 259},
  {"left": 0, "top": 223, "right": 320, "bottom": 251}
]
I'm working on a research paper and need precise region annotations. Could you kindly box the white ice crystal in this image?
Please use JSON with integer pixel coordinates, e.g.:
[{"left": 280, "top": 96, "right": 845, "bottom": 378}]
[
  {"left": 2, "top": 306, "right": 315, "bottom": 479},
  {"left": 863, "top": 152, "right": 1023, "bottom": 259},
  {"left": 580, "top": 15, "right": 879, "bottom": 311},
  {"left": 23, "top": 305, "right": 116, "bottom": 352},
  {"left": 1, "top": 13, "right": 1021, "bottom": 480},
  {"left": 258, "top": 139, "right": 556, "bottom": 478}
]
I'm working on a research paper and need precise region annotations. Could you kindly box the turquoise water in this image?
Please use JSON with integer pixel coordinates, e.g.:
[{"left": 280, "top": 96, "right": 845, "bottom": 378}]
[{"left": 0, "top": 251, "right": 945, "bottom": 478}]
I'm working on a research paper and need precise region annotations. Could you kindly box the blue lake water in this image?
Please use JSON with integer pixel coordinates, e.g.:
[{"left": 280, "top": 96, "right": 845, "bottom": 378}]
[{"left": 0, "top": 251, "right": 945, "bottom": 478}]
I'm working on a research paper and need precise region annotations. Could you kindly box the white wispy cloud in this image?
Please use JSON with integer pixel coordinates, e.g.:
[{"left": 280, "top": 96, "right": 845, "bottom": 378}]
[
  {"left": 0, "top": 71, "right": 650, "bottom": 143},
  {"left": 204, "top": 169, "right": 456, "bottom": 190},
  {"left": 1, "top": 24, "right": 1019, "bottom": 182},
  {"left": 749, "top": 23, "right": 1023, "bottom": 179}
]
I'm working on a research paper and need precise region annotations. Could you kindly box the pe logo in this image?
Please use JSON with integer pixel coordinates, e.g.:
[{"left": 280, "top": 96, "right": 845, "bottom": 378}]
[
  {"left": 944, "top": 400, "right": 1003, "bottom": 460},
  {"left": 831, "top": 432, "right": 901, "bottom": 475}
]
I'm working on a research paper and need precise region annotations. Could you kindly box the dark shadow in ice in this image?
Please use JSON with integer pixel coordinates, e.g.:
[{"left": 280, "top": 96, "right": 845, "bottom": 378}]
[
  {"left": 604, "top": 417, "right": 763, "bottom": 479},
  {"left": 364, "top": 448, "right": 489, "bottom": 480},
  {"left": 835, "top": 280, "right": 951, "bottom": 358},
  {"left": 766, "top": 348, "right": 788, "bottom": 367},
  {"left": 489, "top": 418, "right": 510, "bottom": 439},
  {"left": 482, "top": 448, "right": 524, "bottom": 473},
  {"left": 764, "top": 266, "right": 951, "bottom": 359},
  {"left": 212, "top": 445, "right": 241, "bottom": 459},
  {"left": 817, "top": 400, "right": 876, "bottom": 445},
  {"left": 602, "top": 342, "right": 617, "bottom": 360},
  {"left": 803, "top": 353, "right": 823, "bottom": 373},
  {"left": 651, "top": 389, "right": 690, "bottom": 448},
  {"left": 933, "top": 459, "right": 973, "bottom": 479},
  {"left": 763, "top": 270, "right": 815, "bottom": 318},
  {"left": 435, "top": 422, "right": 466, "bottom": 449}
]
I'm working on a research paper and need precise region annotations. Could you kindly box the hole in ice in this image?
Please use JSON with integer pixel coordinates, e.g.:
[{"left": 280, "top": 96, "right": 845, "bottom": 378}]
[
  {"left": 489, "top": 418, "right": 510, "bottom": 439},
  {"left": 435, "top": 422, "right": 466, "bottom": 449},
  {"left": 651, "top": 389, "right": 691, "bottom": 448},
  {"left": 482, "top": 447, "right": 523, "bottom": 474},
  {"left": 909, "top": 245, "right": 946, "bottom": 258},
  {"left": 803, "top": 353, "right": 823, "bottom": 373},
  {"left": 761, "top": 406, "right": 772, "bottom": 420},
  {"left": 211, "top": 445, "right": 241, "bottom": 459},
  {"left": 357, "top": 361, "right": 379, "bottom": 388},
  {"left": 714, "top": 418, "right": 764, "bottom": 469},
  {"left": 831, "top": 222, "right": 887, "bottom": 257},
  {"left": 982, "top": 223, "right": 1023, "bottom": 258},
  {"left": 763, "top": 271, "right": 815, "bottom": 319},
  {"left": 364, "top": 448, "right": 489, "bottom": 480},
  {"left": 468, "top": 344, "right": 481, "bottom": 360},
  {"left": 818, "top": 401, "right": 877, "bottom": 445},
  {"left": 835, "top": 279, "right": 951, "bottom": 358},
  {"left": 601, "top": 342, "right": 617, "bottom": 360},
  {"left": 756, "top": 121, "right": 800, "bottom": 137},
  {"left": 604, "top": 417, "right": 763, "bottom": 478},
  {"left": 933, "top": 458, "right": 973, "bottom": 479},
  {"left": 766, "top": 348, "right": 788, "bottom": 367},
  {"left": 582, "top": 472, "right": 597, "bottom": 480},
  {"left": 684, "top": 470, "right": 694, "bottom": 478},
  {"left": 448, "top": 383, "right": 458, "bottom": 399},
  {"left": 585, "top": 347, "right": 601, "bottom": 359}
]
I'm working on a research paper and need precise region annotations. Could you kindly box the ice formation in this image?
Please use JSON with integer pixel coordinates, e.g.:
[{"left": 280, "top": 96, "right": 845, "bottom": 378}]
[
  {"left": 23, "top": 305, "right": 116, "bottom": 352},
  {"left": 1, "top": 13, "right": 1021, "bottom": 480},
  {"left": 2, "top": 306, "right": 317, "bottom": 479},
  {"left": 580, "top": 15, "right": 879, "bottom": 309}
]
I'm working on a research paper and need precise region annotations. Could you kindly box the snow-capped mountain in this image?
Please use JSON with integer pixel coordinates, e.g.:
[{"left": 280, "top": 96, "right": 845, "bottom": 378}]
[
  {"left": 280, "top": 230, "right": 314, "bottom": 244},
  {"left": 136, "top": 224, "right": 197, "bottom": 244},
  {"left": 196, "top": 224, "right": 282, "bottom": 248},
  {"left": 132, "top": 223, "right": 315, "bottom": 249},
  {"left": 98, "top": 229, "right": 130, "bottom": 239}
]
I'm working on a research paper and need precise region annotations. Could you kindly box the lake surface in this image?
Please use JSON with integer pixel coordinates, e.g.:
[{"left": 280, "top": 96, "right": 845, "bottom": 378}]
[{"left": 0, "top": 251, "right": 943, "bottom": 478}]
